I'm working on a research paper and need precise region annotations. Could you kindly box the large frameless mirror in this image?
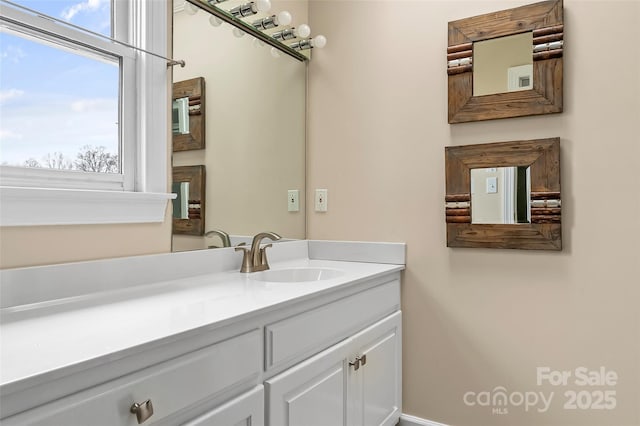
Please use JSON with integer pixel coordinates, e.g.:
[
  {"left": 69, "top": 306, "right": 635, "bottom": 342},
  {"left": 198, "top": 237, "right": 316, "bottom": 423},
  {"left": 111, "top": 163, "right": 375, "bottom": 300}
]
[{"left": 172, "top": 0, "right": 307, "bottom": 251}]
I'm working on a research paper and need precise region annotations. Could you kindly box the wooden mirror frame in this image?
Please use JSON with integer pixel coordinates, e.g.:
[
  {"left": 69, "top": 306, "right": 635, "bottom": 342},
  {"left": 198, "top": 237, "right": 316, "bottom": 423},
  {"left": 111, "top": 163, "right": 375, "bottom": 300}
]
[
  {"left": 173, "top": 77, "right": 205, "bottom": 151},
  {"left": 173, "top": 165, "right": 206, "bottom": 235},
  {"left": 445, "top": 138, "right": 561, "bottom": 250},
  {"left": 448, "top": 0, "right": 563, "bottom": 123}
]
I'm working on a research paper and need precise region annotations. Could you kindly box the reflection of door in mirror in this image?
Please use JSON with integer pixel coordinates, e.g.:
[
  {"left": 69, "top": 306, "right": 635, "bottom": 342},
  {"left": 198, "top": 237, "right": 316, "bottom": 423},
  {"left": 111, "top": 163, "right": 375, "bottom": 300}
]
[
  {"left": 470, "top": 167, "right": 530, "bottom": 224},
  {"left": 172, "top": 1, "right": 307, "bottom": 252},
  {"left": 473, "top": 32, "right": 533, "bottom": 96}
]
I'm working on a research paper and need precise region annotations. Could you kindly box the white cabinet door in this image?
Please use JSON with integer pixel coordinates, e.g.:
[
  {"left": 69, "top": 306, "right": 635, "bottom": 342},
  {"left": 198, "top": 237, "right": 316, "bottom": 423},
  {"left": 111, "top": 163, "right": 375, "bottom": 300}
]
[
  {"left": 348, "top": 312, "right": 402, "bottom": 426},
  {"left": 266, "top": 338, "right": 350, "bottom": 426},
  {"left": 184, "top": 386, "right": 264, "bottom": 426}
]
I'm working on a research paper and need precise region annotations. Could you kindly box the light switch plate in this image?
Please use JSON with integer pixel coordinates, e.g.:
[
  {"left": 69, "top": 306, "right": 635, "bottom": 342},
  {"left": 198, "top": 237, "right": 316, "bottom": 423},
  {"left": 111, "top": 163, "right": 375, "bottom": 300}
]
[
  {"left": 486, "top": 177, "right": 498, "bottom": 193},
  {"left": 287, "top": 189, "right": 299, "bottom": 212},
  {"left": 315, "top": 189, "right": 328, "bottom": 212}
]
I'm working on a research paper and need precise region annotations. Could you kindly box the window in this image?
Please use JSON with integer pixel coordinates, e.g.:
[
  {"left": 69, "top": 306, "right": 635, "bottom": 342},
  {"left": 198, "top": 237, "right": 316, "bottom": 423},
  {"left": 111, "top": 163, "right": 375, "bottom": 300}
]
[
  {"left": 0, "top": 0, "right": 172, "bottom": 225},
  {"left": 0, "top": 31, "right": 121, "bottom": 174}
]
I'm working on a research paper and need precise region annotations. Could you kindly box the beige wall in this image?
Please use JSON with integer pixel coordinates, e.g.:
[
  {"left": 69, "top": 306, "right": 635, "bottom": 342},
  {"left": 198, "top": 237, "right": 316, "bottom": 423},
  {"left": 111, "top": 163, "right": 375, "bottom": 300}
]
[
  {"left": 0, "top": 221, "right": 172, "bottom": 268},
  {"left": 307, "top": 1, "right": 639, "bottom": 425}
]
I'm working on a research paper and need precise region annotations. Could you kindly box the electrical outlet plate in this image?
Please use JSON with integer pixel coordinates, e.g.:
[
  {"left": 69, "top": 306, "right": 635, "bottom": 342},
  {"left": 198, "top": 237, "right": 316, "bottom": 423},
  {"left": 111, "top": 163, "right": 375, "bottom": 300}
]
[
  {"left": 287, "top": 189, "right": 299, "bottom": 212},
  {"left": 315, "top": 189, "right": 328, "bottom": 212}
]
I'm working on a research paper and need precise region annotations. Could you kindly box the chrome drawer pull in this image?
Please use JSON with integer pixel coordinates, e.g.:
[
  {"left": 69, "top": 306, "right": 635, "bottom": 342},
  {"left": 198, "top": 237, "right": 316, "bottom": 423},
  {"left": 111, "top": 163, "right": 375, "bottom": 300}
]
[{"left": 130, "top": 399, "right": 154, "bottom": 424}]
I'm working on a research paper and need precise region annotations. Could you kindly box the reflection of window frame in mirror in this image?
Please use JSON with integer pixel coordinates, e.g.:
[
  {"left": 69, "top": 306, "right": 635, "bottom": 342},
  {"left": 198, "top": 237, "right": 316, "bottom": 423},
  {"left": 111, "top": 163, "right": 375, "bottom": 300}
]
[
  {"left": 447, "top": 0, "right": 563, "bottom": 123},
  {"left": 445, "top": 138, "right": 561, "bottom": 250}
]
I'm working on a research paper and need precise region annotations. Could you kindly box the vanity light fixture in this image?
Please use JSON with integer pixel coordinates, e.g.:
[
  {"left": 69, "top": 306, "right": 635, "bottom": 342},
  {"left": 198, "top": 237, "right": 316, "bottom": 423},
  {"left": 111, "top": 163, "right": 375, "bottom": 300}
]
[
  {"left": 184, "top": 0, "right": 317, "bottom": 62},
  {"left": 289, "top": 35, "right": 327, "bottom": 51},
  {"left": 252, "top": 11, "right": 292, "bottom": 30},
  {"left": 229, "top": 0, "right": 271, "bottom": 18},
  {"left": 272, "top": 24, "right": 311, "bottom": 41}
]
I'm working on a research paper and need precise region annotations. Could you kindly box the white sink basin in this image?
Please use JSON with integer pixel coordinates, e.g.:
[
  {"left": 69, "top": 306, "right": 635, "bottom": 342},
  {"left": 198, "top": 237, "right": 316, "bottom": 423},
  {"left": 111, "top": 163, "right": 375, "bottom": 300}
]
[{"left": 250, "top": 267, "right": 344, "bottom": 283}]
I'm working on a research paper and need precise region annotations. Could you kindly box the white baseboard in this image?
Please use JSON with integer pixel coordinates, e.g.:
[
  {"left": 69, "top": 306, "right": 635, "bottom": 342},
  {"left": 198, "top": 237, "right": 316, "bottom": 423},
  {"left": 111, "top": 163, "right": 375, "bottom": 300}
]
[{"left": 399, "top": 413, "right": 450, "bottom": 426}]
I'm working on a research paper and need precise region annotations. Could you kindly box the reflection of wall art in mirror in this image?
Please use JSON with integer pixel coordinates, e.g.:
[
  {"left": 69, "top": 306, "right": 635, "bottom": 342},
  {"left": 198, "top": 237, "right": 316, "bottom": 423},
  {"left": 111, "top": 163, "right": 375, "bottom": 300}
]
[
  {"left": 173, "top": 77, "right": 205, "bottom": 151},
  {"left": 173, "top": 165, "right": 206, "bottom": 235},
  {"left": 448, "top": 0, "right": 563, "bottom": 123},
  {"left": 445, "top": 138, "right": 561, "bottom": 250}
]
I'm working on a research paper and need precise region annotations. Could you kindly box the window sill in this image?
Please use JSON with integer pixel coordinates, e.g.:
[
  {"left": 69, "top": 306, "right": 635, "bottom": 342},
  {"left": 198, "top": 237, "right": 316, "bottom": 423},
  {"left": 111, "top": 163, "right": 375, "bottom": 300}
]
[{"left": 0, "top": 187, "right": 176, "bottom": 227}]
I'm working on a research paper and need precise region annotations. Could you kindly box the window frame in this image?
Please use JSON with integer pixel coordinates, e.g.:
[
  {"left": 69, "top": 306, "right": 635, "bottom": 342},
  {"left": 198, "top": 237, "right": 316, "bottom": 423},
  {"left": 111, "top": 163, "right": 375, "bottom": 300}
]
[{"left": 0, "top": 0, "right": 172, "bottom": 226}]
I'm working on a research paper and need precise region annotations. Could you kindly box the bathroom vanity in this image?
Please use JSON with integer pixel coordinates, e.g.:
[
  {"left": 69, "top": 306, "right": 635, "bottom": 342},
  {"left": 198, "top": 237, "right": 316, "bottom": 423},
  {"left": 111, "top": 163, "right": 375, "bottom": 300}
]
[{"left": 0, "top": 240, "right": 404, "bottom": 426}]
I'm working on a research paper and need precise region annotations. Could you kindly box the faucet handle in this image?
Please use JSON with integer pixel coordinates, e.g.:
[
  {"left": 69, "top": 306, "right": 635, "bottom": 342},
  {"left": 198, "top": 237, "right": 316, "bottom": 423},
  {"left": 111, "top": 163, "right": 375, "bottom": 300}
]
[
  {"left": 260, "top": 244, "right": 273, "bottom": 267},
  {"left": 235, "top": 244, "right": 252, "bottom": 273}
]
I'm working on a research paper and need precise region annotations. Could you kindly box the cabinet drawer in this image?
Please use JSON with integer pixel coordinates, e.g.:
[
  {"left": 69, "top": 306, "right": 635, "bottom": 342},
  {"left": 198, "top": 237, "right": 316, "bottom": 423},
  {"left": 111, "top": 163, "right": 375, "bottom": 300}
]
[
  {"left": 4, "top": 329, "right": 261, "bottom": 426},
  {"left": 265, "top": 279, "right": 400, "bottom": 371},
  {"left": 183, "top": 385, "right": 264, "bottom": 426}
]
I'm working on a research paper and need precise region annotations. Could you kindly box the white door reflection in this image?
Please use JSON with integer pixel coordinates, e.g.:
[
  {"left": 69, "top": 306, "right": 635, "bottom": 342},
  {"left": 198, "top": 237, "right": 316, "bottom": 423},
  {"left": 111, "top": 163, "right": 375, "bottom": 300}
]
[{"left": 470, "top": 166, "right": 530, "bottom": 224}]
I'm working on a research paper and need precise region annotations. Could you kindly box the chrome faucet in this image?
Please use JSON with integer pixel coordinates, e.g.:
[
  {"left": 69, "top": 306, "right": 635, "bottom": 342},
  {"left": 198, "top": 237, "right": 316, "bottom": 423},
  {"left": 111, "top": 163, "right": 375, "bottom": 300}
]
[
  {"left": 235, "top": 232, "right": 281, "bottom": 273},
  {"left": 205, "top": 229, "right": 231, "bottom": 248}
]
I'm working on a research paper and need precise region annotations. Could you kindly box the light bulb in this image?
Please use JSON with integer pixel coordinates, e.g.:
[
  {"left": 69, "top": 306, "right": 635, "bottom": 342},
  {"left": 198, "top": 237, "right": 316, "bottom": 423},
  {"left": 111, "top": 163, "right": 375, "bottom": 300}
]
[
  {"left": 253, "top": 38, "right": 265, "bottom": 48},
  {"left": 255, "top": 0, "right": 271, "bottom": 12},
  {"left": 184, "top": 2, "right": 199, "bottom": 15},
  {"left": 297, "top": 24, "right": 311, "bottom": 38},
  {"left": 270, "top": 47, "right": 281, "bottom": 58},
  {"left": 277, "top": 11, "right": 292, "bottom": 26},
  {"left": 272, "top": 24, "right": 311, "bottom": 41},
  {"left": 311, "top": 35, "right": 327, "bottom": 48},
  {"left": 289, "top": 34, "right": 327, "bottom": 51},
  {"left": 233, "top": 27, "right": 245, "bottom": 38},
  {"left": 209, "top": 15, "right": 223, "bottom": 27}
]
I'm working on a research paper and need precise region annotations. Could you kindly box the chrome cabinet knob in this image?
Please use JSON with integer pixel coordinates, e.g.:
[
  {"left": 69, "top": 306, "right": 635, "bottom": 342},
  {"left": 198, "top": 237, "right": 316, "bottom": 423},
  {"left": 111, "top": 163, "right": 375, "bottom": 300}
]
[{"left": 130, "top": 399, "right": 154, "bottom": 424}]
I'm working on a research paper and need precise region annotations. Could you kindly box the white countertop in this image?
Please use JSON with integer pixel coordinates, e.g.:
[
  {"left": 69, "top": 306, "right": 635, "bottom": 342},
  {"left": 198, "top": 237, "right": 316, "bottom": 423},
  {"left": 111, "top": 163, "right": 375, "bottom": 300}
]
[{"left": 0, "top": 240, "right": 405, "bottom": 395}]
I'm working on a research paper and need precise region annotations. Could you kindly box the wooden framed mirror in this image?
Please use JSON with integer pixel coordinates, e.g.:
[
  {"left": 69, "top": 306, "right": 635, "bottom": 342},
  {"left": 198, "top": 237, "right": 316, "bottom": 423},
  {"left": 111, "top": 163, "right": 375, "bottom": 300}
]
[
  {"left": 173, "top": 77, "right": 205, "bottom": 151},
  {"left": 448, "top": 0, "right": 563, "bottom": 123},
  {"left": 445, "top": 138, "right": 561, "bottom": 250},
  {"left": 172, "top": 165, "right": 206, "bottom": 235}
]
